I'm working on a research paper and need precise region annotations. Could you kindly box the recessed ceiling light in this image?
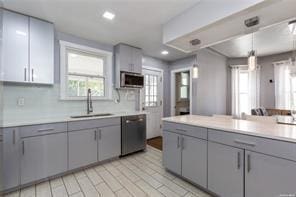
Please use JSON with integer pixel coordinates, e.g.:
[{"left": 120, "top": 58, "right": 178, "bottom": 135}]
[
  {"left": 161, "top": 50, "right": 169, "bottom": 55},
  {"left": 103, "top": 11, "right": 115, "bottom": 20}
]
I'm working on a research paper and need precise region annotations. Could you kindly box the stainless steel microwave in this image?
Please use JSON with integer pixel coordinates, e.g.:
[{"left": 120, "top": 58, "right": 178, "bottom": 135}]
[{"left": 120, "top": 71, "right": 144, "bottom": 88}]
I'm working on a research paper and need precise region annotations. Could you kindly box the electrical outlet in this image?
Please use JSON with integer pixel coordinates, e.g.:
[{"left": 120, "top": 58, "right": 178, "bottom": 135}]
[{"left": 17, "top": 98, "right": 25, "bottom": 106}]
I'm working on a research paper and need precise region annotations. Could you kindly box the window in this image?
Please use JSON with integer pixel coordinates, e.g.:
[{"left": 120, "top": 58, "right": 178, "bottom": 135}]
[
  {"left": 144, "top": 74, "right": 158, "bottom": 107},
  {"left": 180, "top": 72, "right": 189, "bottom": 100},
  {"left": 239, "top": 71, "right": 250, "bottom": 114},
  {"left": 60, "top": 41, "right": 113, "bottom": 100}
]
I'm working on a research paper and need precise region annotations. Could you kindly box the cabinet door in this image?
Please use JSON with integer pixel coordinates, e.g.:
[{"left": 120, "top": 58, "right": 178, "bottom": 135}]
[
  {"left": 245, "top": 151, "right": 296, "bottom": 197},
  {"left": 118, "top": 44, "right": 132, "bottom": 72},
  {"left": 3, "top": 128, "right": 20, "bottom": 190},
  {"left": 29, "top": 17, "right": 54, "bottom": 84},
  {"left": 2, "top": 10, "right": 29, "bottom": 82},
  {"left": 68, "top": 129, "right": 98, "bottom": 170},
  {"left": 20, "top": 133, "right": 67, "bottom": 185},
  {"left": 208, "top": 141, "right": 244, "bottom": 197},
  {"left": 162, "top": 131, "right": 182, "bottom": 175},
  {"left": 98, "top": 125, "right": 121, "bottom": 161},
  {"left": 132, "top": 48, "right": 142, "bottom": 73},
  {"left": 181, "top": 136, "right": 207, "bottom": 188}
]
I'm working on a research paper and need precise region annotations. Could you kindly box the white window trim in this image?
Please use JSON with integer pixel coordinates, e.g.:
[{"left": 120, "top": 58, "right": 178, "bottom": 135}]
[{"left": 60, "top": 41, "right": 113, "bottom": 100}]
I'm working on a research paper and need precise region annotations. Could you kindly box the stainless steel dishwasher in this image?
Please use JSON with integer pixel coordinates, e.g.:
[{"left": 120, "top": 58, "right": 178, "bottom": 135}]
[{"left": 121, "top": 114, "right": 146, "bottom": 156}]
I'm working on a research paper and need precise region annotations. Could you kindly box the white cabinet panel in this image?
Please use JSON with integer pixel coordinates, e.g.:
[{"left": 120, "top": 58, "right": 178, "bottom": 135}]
[
  {"left": 181, "top": 135, "right": 207, "bottom": 188},
  {"left": 2, "top": 10, "right": 29, "bottom": 82},
  {"left": 20, "top": 133, "right": 67, "bottom": 185},
  {"left": 208, "top": 141, "right": 244, "bottom": 197},
  {"left": 245, "top": 151, "right": 296, "bottom": 197},
  {"left": 98, "top": 125, "right": 121, "bottom": 161},
  {"left": 163, "top": 131, "right": 182, "bottom": 175},
  {"left": 3, "top": 128, "right": 20, "bottom": 190},
  {"left": 68, "top": 129, "right": 98, "bottom": 170},
  {"left": 29, "top": 17, "right": 54, "bottom": 84}
]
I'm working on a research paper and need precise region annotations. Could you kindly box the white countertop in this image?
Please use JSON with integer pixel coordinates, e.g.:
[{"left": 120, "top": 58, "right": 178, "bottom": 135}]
[
  {"left": 1, "top": 111, "right": 147, "bottom": 128},
  {"left": 163, "top": 115, "right": 296, "bottom": 143}
]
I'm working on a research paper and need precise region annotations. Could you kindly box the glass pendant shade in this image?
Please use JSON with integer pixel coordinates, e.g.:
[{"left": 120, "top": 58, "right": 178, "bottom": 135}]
[
  {"left": 248, "top": 50, "right": 257, "bottom": 71},
  {"left": 193, "top": 65, "right": 198, "bottom": 79},
  {"left": 289, "top": 20, "right": 296, "bottom": 35}
]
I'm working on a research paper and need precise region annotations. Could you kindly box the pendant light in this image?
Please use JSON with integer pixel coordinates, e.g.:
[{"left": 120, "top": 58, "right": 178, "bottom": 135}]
[
  {"left": 248, "top": 32, "right": 257, "bottom": 71},
  {"left": 288, "top": 20, "right": 296, "bottom": 35},
  {"left": 192, "top": 56, "right": 199, "bottom": 79}
]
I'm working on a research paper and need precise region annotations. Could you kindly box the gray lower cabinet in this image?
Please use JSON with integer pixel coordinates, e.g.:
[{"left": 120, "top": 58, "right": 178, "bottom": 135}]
[
  {"left": 68, "top": 129, "right": 98, "bottom": 170},
  {"left": 182, "top": 135, "right": 207, "bottom": 188},
  {"left": 98, "top": 125, "right": 121, "bottom": 161},
  {"left": 163, "top": 131, "right": 182, "bottom": 175},
  {"left": 20, "top": 133, "right": 67, "bottom": 185},
  {"left": 245, "top": 151, "right": 296, "bottom": 197},
  {"left": 208, "top": 141, "right": 244, "bottom": 197},
  {"left": 3, "top": 128, "right": 20, "bottom": 190}
]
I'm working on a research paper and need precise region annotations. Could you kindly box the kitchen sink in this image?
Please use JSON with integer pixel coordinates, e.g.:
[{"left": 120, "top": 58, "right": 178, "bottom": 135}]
[{"left": 70, "top": 113, "right": 114, "bottom": 119}]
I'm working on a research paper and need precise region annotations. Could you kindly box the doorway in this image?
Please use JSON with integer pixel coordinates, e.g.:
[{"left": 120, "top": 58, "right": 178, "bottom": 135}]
[
  {"left": 141, "top": 66, "right": 163, "bottom": 139},
  {"left": 171, "top": 67, "right": 192, "bottom": 116}
]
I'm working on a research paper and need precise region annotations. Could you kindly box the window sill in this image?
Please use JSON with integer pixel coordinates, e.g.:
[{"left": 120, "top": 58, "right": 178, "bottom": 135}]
[{"left": 60, "top": 96, "right": 113, "bottom": 101}]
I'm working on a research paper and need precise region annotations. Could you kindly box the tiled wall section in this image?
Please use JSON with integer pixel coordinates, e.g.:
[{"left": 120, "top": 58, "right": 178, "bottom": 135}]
[{"left": 2, "top": 83, "right": 137, "bottom": 122}]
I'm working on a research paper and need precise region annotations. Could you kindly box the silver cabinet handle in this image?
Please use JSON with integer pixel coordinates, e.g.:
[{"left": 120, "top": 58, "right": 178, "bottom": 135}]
[
  {"left": 31, "top": 69, "right": 34, "bottom": 82},
  {"left": 24, "top": 68, "right": 27, "bottom": 81},
  {"left": 126, "top": 120, "right": 130, "bottom": 123},
  {"left": 177, "top": 136, "right": 180, "bottom": 148},
  {"left": 234, "top": 139, "right": 256, "bottom": 147},
  {"left": 247, "top": 154, "right": 251, "bottom": 173},
  {"left": 22, "top": 141, "right": 25, "bottom": 155},
  {"left": 237, "top": 152, "right": 241, "bottom": 169},
  {"left": 38, "top": 128, "right": 54, "bottom": 133},
  {"left": 99, "top": 129, "right": 102, "bottom": 140},
  {"left": 94, "top": 130, "right": 97, "bottom": 141},
  {"left": 138, "top": 118, "right": 143, "bottom": 122},
  {"left": 181, "top": 137, "right": 185, "bottom": 150},
  {"left": 13, "top": 129, "right": 16, "bottom": 145}
]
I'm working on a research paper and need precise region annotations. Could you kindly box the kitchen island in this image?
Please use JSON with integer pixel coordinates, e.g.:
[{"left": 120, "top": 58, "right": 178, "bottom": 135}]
[{"left": 162, "top": 115, "right": 296, "bottom": 197}]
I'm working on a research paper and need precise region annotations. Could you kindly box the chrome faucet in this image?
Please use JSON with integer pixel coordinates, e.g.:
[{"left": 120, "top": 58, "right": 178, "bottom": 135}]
[{"left": 87, "top": 88, "right": 93, "bottom": 114}]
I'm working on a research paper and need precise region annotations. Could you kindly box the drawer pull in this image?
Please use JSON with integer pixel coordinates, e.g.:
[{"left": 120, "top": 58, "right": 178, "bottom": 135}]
[
  {"left": 177, "top": 136, "right": 180, "bottom": 148},
  {"left": 37, "top": 128, "right": 54, "bottom": 133},
  {"left": 234, "top": 139, "right": 256, "bottom": 147},
  {"left": 237, "top": 152, "right": 241, "bottom": 170},
  {"left": 13, "top": 129, "right": 16, "bottom": 144},
  {"left": 176, "top": 129, "right": 187, "bottom": 132},
  {"left": 22, "top": 141, "right": 25, "bottom": 155},
  {"left": 181, "top": 137, "right": 185, "bottom": 150}
]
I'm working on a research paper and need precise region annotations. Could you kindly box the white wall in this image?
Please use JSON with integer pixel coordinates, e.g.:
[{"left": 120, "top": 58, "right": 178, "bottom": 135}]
[{"left": 169, "top": 49, "right": 228, "bottom": 116}]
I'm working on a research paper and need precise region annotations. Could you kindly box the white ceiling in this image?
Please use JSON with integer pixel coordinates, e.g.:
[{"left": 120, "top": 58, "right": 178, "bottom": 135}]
[
  {"left": 210, "top": 21, "right": 296, "bottom": 58},
  {"left": 3, "top": 0, "right": 200, "bottom": 61}
]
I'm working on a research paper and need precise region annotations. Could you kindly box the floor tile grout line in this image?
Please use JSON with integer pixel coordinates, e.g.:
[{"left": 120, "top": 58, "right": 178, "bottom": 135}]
[{"left": 72, "top": 173, "right": 87, "bottom": 197}]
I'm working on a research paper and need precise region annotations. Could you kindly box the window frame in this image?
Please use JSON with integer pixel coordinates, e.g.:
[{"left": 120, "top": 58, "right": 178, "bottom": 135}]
[
  {"left": 179, "top": 72, "right": 190, "bottom": 100},
  {"left": 60, "top": 41, "right": 113, "bottom": 100},
  {"left": 238, "top": 70, "right": 250, "bottom": 114}
]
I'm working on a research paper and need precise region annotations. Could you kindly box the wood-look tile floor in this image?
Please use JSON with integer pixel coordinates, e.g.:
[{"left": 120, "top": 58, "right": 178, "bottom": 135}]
[{"left": 4, "top": 146, "right": 212, "bottom": 197}]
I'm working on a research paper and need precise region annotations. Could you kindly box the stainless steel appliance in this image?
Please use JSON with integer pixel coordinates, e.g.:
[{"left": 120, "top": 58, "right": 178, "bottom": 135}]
[
  {"left": 120, "top": 71, "right": 144, "bottom": 88},
  {"left": 121, "top": 114, "right": 146, "bottom": 156}
]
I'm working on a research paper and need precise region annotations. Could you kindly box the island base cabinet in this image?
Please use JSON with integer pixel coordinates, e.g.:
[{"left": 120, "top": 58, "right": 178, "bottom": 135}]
[
  {"left": 98, "top": 125, "right": 121, "bottom": 161},
  {"left": 68, "top": 129, "right": 98, "bottom": 170},
  {"left": 245, "top": 151, "right": 296, "bottom": 197},
  {"left": 163, "top": 131, "right": 182, "bottom": 175},
  {"left": 182, "top": 136, "right": 207, "bottom": 188},
  {"left": 20, "top": 133, "right": 67, "bottom": 185},
  {"left": 208, "top": 141, "right": 244, "bottom": 197}
]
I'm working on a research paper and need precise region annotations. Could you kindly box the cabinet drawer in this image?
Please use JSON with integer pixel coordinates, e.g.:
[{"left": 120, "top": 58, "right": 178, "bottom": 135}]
[
  {"left": 68, "top": 117, "right": 120, "bottom": 131},
  {"left": 163, "top": 121, "right": 207, "bottom": 140},
  {"left": 208, "top": 129, "right": 296, "bottom": 161},
  {"left": 20, "top": 122, "right": 67, "bottom": 138}
]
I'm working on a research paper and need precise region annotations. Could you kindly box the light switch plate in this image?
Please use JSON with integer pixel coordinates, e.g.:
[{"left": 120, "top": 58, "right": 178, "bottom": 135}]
[{"left": 17, "top": 98, "right": 25, "bottom": 106}]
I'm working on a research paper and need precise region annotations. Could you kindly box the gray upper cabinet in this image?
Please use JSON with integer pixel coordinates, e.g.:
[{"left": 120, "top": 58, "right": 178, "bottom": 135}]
[
  {"left": 29, "top": 17, "right": 54, "bottom": 84},
  {"left": 98, "top": 125, "right": 121, "bottom": 161},
  {"left": 163, "top": 131, "right": 182, "bottom": 175},
  {"left": 208, "top": 141, "right": 244, "bottom": 197},
  {"left": 1, "top": 10, "right": 54, "bottom": 84},
  {"left": 245, "top": 151, "right": 296, "bottom": 197},
  {"left": 115, "top": 44, "right": 142, "bottom": 74},
  {"left": 68, "top": 129, "right": 98, "bottom": 170},
  {"left": 181, "top": 135, "right": 207, "bottom": 188},
  {"left": 2, "top": 128, "right": 20, "bottom": 190},
  {"left": 2, "top": 10, "right": 29, "bottom": 83},
  {"left": 20, "top": 132, "right": 67, "bottom": 185}
]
